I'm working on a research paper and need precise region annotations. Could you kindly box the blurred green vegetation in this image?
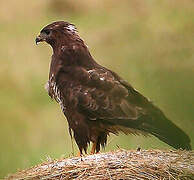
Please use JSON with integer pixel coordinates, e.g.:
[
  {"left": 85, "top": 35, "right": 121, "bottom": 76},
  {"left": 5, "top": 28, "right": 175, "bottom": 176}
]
[{"left": 0, "top": 0, "right": 194, "bottom": 178}]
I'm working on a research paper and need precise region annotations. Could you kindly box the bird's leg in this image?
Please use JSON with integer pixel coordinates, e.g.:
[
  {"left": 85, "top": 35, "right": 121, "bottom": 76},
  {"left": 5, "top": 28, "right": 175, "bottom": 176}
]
[
  {"left": 90, "top": 142, "right": 97, "bottom": 154},
  {"left": 77, "top": 151, "right": 82, "bottom": 157},
  {"left": 77, "top": 148, "right": 83, "bottom": 157}
]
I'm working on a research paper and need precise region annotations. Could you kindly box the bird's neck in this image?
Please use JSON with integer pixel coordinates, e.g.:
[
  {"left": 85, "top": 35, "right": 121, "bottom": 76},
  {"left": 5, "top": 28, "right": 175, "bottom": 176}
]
[{"left": 51, "top": 41, "right": 99, "bottom": 69}]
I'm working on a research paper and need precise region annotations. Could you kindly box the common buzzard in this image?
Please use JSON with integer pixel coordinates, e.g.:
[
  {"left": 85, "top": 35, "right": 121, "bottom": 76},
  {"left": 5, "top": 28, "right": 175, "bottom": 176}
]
[{"left": 36, "top": 21, "right": 191, "bottom": 154}]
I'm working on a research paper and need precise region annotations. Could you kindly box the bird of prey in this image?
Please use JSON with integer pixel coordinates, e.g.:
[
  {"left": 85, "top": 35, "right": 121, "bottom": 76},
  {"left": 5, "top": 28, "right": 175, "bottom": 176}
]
[{"left": 36, "top": 21, "right": 191, "bottom": 154}]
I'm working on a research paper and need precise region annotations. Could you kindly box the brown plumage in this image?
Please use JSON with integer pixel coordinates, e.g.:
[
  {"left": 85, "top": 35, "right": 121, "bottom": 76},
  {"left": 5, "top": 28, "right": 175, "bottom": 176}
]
[{"left": 36, "top": 21, "right": 191, "bottom": 154}]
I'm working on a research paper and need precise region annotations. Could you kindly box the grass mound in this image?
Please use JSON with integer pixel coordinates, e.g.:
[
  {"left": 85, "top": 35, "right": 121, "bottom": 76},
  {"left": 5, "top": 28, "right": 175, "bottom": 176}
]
[{"left": 6, "top": 149, "right": 194, "bottom": 180}]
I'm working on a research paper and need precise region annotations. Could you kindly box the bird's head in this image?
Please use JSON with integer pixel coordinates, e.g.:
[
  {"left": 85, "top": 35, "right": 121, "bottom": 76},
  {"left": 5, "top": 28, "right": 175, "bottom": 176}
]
[
  {"left": 35, "top": 21, "right": 80, "bottom": 49},
  {"left": 35, "top": 21, "right": 96, "bottom": 67}
]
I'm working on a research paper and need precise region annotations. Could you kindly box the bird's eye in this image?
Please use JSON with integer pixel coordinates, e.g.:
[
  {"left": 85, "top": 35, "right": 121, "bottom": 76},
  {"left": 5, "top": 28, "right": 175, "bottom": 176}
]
[{"left": 42, "top": 29, "right": 51, "bottom": 35}]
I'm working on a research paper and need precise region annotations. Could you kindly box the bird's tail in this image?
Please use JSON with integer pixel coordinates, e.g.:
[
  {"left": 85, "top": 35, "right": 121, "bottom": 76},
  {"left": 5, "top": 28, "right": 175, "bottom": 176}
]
[
  {"left": 139, "top": 110, "right": 192, "bottom": 150},
  {"left": 110, "top": 106, "right": 192, "bottom": 150}
]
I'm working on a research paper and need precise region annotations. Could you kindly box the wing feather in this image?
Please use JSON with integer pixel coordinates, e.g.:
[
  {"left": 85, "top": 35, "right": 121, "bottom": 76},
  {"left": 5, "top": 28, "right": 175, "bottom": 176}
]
[{"left": 72, "top": 68, "right": 143, "bottom": 121}]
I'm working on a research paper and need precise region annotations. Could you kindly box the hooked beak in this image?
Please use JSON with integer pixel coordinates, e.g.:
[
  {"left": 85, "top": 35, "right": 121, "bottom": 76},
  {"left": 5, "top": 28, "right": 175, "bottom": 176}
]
[{"left": 35, "top": 35, "right": 45, "bottom": 45}]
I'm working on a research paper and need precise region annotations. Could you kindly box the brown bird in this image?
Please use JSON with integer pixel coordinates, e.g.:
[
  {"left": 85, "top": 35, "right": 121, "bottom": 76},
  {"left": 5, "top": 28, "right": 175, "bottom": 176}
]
[{"left": 36, "top": 21, "right": 191, "bottom": 154}]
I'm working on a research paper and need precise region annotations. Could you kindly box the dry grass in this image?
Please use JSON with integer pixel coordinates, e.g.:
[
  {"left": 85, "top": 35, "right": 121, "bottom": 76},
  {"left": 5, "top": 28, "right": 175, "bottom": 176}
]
[{"left": 6, "top": 149, "right": 194, "bottom": 180}]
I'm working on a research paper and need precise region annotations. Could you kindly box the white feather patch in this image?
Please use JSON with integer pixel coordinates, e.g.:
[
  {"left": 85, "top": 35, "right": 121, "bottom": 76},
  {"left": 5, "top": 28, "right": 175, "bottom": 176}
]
[{"left": 66, "top": 24, "right": 77, "bottom": 33}]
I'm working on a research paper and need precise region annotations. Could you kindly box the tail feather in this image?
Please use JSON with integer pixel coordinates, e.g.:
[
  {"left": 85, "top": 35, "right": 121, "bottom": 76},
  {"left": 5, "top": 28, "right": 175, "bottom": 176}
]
[
  {"left": 142, "top": 114, "right": 192, "bottom": 150},
  {"left": 107, "top": 107, "right": 191, "bottom": 150},
  {"left": 143, "top": 105, "right": 191, "bottom": 150}
]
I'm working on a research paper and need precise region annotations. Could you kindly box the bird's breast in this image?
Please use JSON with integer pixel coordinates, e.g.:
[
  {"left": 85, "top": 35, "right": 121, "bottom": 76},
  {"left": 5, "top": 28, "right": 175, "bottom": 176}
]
[{"left": 46, "top": 74, "right": 66, "bottom": 113}]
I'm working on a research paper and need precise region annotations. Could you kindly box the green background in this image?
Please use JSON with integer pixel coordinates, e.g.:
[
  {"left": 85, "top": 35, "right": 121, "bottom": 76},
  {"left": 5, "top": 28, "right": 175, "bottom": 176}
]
[{"left": 0, "top": 0, "right": 193, "bottom": 178}]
